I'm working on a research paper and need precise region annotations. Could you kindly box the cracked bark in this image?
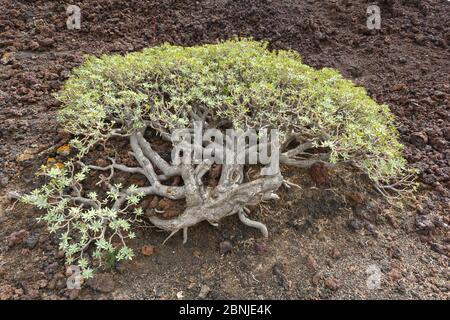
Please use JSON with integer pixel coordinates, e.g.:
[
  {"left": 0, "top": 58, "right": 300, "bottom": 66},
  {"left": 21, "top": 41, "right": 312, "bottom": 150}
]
[{"left": 85, "top": 126, "right": 328, "bottom": 243}]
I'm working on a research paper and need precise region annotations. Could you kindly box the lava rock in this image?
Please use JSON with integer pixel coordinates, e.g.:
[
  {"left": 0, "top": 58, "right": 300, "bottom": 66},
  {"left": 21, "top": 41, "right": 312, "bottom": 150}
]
[
  {"left": 23, "top": 235, "right": 38, "bottom": 249},
  {"left": 86, "top": 274, "right": 115, "bottom": 293},
  {"left": 410, "top": 132, "right": 428, "bottom": 147},
  {"left": 198, "top": 285, "right": 211, "bottom": 299},
  {"left": 254, "top": 242, "right": 268, "bottom": 254},
  {"left": 346, "top": 192, "right": 366, "bottom": 208},
  {"left": 330, "top": 248, "right": 342, "bottom": 260},
  {"left": 272, "top": 262, "right": 290, "bottom": 290},
  {"left": 348, "top": 219, "right": 364, "bottom": 231},
  {"left": 0, "top": 174, "right": 9, "bottom": 187},
  {"left": 28, "top": 40, "right": 40, "bottom": 51},
  {"left": 141, "top": 245, "right": 155, "bottom": 256},
  {"left": 44, "top": 262, "right": 59, "bottom": 274},
  {"left": 306, "top": 255, "right": 319, "bottom": 271},
  {"left": 38, "top": 38, "right": 54, "bottom": 48},
  {"left": 430, "top": 242, "right": 448, "bottom": 256},
  {"left": 324, "top": 277, "right": 340, "bottom": 291},
  {"left": 308, "top": 162, "right": 329, "bottom": 184},
  {"left": 6, "top": 229, "right": 28, "bottom": 247},
  {"left": 389, "top": 269, "right": 402, "bottom": 281}
]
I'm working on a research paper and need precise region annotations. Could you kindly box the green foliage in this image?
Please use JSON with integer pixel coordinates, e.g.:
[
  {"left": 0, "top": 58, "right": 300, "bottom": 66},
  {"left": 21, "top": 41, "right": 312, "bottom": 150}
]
[
  {"left": 105, "top": 248, "right": 120, "bottom": 270},
  {"left": 58, "top": 39, "right": 410, "bottom": 183},
  {"left": 20, "top": 164, "right": 140, "bottom": 278}
]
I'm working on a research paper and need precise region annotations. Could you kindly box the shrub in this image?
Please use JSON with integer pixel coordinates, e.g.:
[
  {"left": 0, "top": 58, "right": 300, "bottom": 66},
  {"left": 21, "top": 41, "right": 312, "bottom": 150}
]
[{"left": 21, "top": 39, "right": 414, "bottom": 278}]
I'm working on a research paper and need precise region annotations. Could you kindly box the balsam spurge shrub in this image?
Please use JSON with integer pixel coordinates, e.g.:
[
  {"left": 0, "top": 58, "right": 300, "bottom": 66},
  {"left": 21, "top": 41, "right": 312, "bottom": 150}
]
[{"left": 21, "top": 39, "right": 414, "bottom": 278}]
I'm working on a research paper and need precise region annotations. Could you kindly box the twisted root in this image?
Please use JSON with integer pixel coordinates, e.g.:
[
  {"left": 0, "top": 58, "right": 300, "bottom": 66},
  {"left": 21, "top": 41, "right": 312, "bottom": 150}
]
[{"left": 148, "top": 174, "right": 283, "bottom": 243}]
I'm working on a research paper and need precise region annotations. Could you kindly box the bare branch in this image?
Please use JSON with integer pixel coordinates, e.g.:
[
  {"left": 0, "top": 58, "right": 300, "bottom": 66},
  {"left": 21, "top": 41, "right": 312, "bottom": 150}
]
[
  {"left": 112, "top": 184, "right": 186, "bottom": 210},
  {"left": 87, "top": 158, "right": 145, "bottom": 176},
  {"left": 280, "top": 153, "right": 330, "bottom": 167},
  {"left": 130, "top": 133, "right": 160, "bottom": 185},
  {"left": 136, "top": 131, "right": 181, "bottom": 177},
  {"left": 63, "top": 195, "right": 100, "bottom": 209}
]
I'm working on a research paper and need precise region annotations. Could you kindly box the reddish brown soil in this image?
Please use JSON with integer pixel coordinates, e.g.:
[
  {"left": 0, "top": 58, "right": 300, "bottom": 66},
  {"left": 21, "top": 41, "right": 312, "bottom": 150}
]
[{"left": 0, "top": 0, "right": 449, "bottom": 300}]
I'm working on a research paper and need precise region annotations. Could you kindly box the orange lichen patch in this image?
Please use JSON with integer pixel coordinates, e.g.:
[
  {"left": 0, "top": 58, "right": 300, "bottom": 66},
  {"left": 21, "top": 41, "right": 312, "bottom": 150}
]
[
  {"left": 54, "top": 162, "right": 65, "bottom": 169},
  {"left": 56, "top": 144, "right": 71, "bottom": 156},
  {"left": 46, "top": 157, "right": 57, "bottom": 165},
  {"left": 45, "top": 157, "right": 64, "bottom": 169},
  {"left": 1, "top": 52, "right": 14, "bottom": 65}
]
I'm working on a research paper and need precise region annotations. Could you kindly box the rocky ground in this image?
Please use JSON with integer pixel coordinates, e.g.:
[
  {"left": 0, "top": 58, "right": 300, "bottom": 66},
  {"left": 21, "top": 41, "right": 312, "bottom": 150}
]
[{"left": 0, "top": 0, "right": 449, "bottom": 300}]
